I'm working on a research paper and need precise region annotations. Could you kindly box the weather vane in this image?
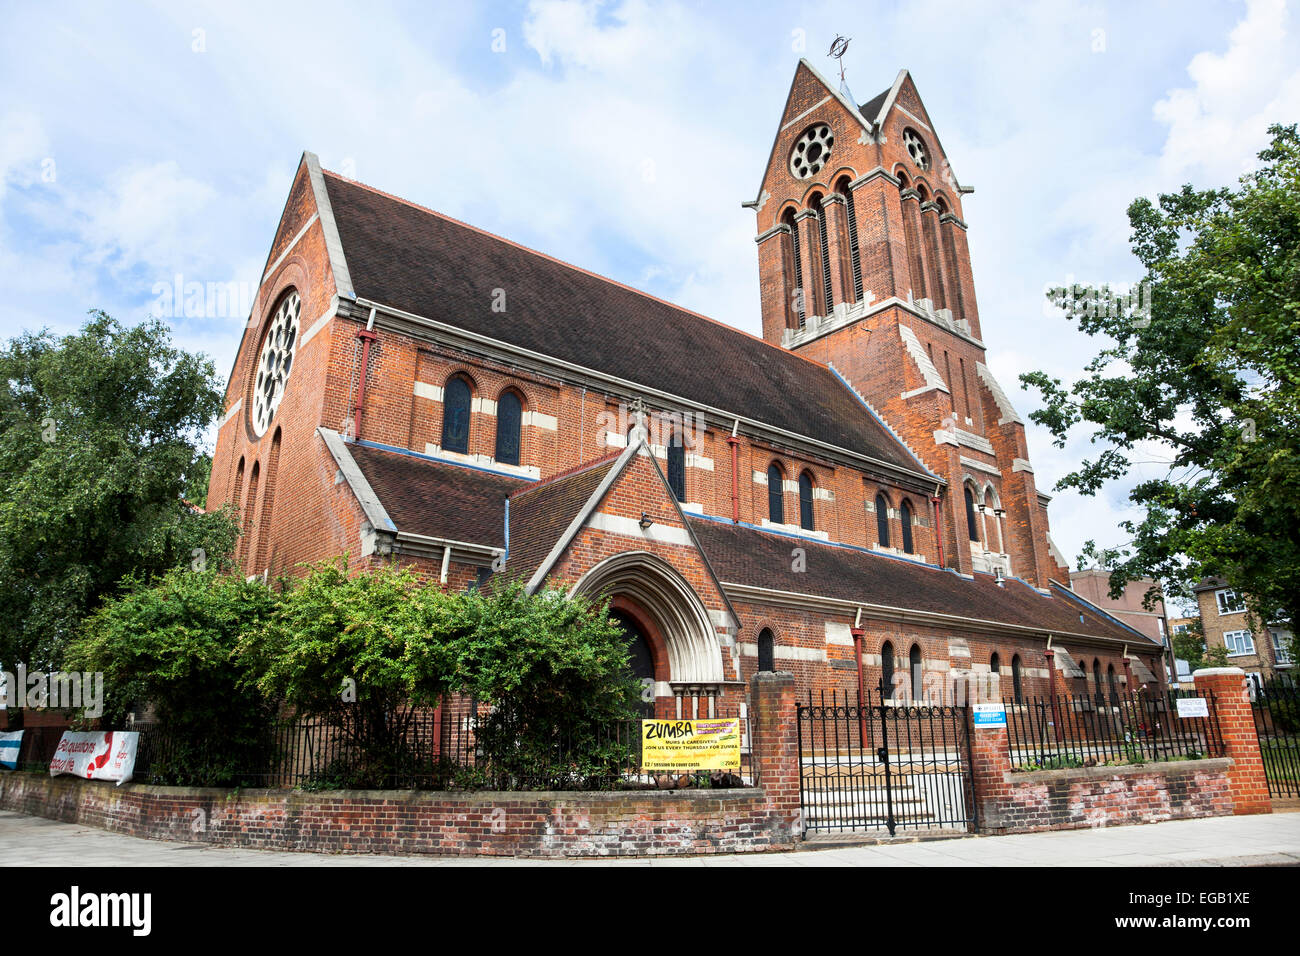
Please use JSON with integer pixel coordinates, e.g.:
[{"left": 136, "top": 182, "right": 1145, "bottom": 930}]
[{"left": 828, "top": 35, "right": 851, "bottom": 85}]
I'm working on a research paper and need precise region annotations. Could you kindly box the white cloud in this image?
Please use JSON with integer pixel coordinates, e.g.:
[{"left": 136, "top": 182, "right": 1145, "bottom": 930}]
[{"left": 1155, "top": 0, "right": 1300, "bottom": 184}]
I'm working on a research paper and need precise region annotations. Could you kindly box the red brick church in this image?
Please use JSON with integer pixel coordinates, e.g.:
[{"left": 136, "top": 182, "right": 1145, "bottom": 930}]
[{"left": 207, "top": 61, "right": 1164, "bottom": 716}]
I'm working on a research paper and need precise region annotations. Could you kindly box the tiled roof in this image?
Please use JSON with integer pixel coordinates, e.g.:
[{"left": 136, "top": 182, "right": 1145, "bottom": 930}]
[
  {"left": 348, "top": 442, "right": 525, "bottom": 547},
  {"left": 859, "top": 88, "right": 889, "bottom": 122},
  {"left": 688, "top": 518, "right": 1154, "bottom": 645},
  {"left": 323, "top": 172, "right": 924, "bottom": 474},
  {"left": 504, "top": 456, "right": 620, "bottom": 583}
]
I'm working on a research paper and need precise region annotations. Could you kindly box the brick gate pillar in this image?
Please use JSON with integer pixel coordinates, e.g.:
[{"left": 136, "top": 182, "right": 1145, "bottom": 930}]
[
  {"left": 966, "top": 707, "right": 1013, "bottom": 834},
  {"left": 1193, "top": 667, "right": 1272, "bottom": 815},
  {"left": 750, "top": 671, "right": 800, "bottom": 841}
]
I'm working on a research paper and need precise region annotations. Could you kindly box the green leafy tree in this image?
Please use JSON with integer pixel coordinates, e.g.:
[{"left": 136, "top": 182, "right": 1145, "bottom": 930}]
[
  {"left": 242, "top": 559, "right": 463, "bottom": 786},
  {"left": 1022, "top": 124, "right": 1300, "bottom": 631},
  {"left": 65, "top": 567, "right": 279, "bottom": 785},
  {"left": 1171, "top": 618, "right": 1208, "bottom": 672},
  {"left": 451, "top": 581, "right": 641, "bottom": 787},
  {"left": 0, "top": 313, "right": 238, "bottom": 669}
]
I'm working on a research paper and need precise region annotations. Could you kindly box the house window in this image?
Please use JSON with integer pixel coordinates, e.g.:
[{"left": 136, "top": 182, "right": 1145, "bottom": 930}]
[
  {"left": 1012, "top": 654, "right": 1023, "bottom": 704},
  {"left": 667, "top": 432, "right": 686, "bottom": 503},
  {"left": 1224, "top": 630, "right": 1256, "bottom": 657},
  {"left": 757, "top": 628, "right": 775, "bottom": 673},
  {"left": 875, "top": 493, "right": 890, "bottom": 547},
  {"left": 881, "top": 641, "right": 895, "bottom": 700},
  {"left": 1271, "top": 631, "right": 1294, "bottom": 666},
  {"left": 767, "top": 464, "right": 784, "bottom": 524},
  {"left": 964, "top": 486, "right": 979, "bottom": 540},
  {"left": 441, "top": 376, "right": 472, "bottom": 455},
  {"left": 1215, "top": 589, "right": 1246, "bottom": 615},
  {"left": 909, "top": 644, "right": 923, "bottom": 701},
  {"left": 495, "top": 391, "right": 522, "bottom": 465},
  {"left": 900, "top": 499, "right": 914, "bottom": 554},
  {"left": 798, "top": 471, "right": 815, "bottom": 531}
]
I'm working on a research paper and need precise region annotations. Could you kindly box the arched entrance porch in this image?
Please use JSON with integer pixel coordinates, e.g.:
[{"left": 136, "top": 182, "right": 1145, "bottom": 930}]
[{"left": 572, "top": 551, "right": 727, "bottom": 719}]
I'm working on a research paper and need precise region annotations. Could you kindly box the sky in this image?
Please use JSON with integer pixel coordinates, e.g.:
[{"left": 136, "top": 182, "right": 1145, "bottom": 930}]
[{"left": 2, "top": 0, "right": 1298, "bottom": 576}]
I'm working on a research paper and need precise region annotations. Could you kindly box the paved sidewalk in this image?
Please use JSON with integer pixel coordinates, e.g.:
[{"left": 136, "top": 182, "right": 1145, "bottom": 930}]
[{"left": 2, "top": 810, "right": 1298, "bottom": 866}]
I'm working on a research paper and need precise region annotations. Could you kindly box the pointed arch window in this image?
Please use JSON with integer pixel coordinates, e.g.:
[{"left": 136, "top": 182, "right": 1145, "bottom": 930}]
[
  {"left": 798, "top": 471, "right": 815, "bottom": 531},
  {"left": 875, "top": 493, "right": 890, "bottom": 547},
  {"left": 837, "top": 177, "right": 864, "bottom": 302},
  {"left": 757, "top": 628, "right": 776, "bottom": 673},
  {"left": 1093, "top": 659, "right": 1104, "bottom": 704},
  {"left": 782, "top": 209, "right": 805, "bottom": 328},
  {"left": 900, "top": 499, "right": 914, "bottom": 554},
  {"left": 667, "top": 431, "right": 686, "bottom": 503},
  {"left": 1012, "top": 654, "right": 1024, "bottom": 704},
  {"left": 909, "top": 644, "right": 924, "bottom": 701},
  {"left": 990, "top": 652, "right": 1001, "bottom": 674},
  {"left": 881, "top": 641, "right": 896, "bottom": 700},
  {"left": 1107, "top": 664, "right": 1119, "bottom": 704},
  {"left": 964, "top": 486, "right": 979, "bottom": 541},
  {"left": 441, "top": 376, "right": 472, "bottom": 455},
  {"left": 767, "top": 464, "right": 784, "bottom": 524},
  {"left": 495, "top": 391, "right": 522, "bottom": 465},
  {"left": 813, "top": 194, "right": 833, "bottom": 315}
]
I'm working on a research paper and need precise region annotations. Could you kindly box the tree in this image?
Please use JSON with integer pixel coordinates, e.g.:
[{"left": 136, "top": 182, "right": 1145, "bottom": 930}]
[
  {"left": 0, "top": 312, "right": 238, "bottom": 669},
  {"left": 1022, "top": 124, "right": 1300, "bottom": 632},
  {"left": 450, "top": 581, "right": 640, "bottom": 787},
  {"left": 242, "top": 559, "right": 463, "bottom": 786},
  {"left": 1171, "top": 618, "right": 1213, "bottom": 672},
  {"left": 65, "top": 567, "right": 279, "bottom": 785}
]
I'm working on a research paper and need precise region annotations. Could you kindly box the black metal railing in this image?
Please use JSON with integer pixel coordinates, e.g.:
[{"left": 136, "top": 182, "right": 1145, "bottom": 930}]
[
  {"left": 797, "top": 689, "right": 974, "bottom": 834},
  {"left": 1251, "top": 681, "right": 1300, "bottom": 798},
  {"left": 1004, "top": 689, "right": 1223, "bottom": 770},
  {"left": 121, "top": 701, "right": 754, "bottom": 792}
]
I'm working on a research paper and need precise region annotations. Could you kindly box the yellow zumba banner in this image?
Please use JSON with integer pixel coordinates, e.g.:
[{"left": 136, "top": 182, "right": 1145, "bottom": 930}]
[{"left": 640, "top": 718, "right": 742, "bottom": 772}]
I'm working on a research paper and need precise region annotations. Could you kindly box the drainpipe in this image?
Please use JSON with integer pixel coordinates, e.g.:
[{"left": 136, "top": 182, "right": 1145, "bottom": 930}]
[
  {"left": 852, "top": 607, "right": 867, "bottom": 748},
  {"left": 727, "top": 418, "right": 741, "bottom": 524},
  {"left": 930, "top": 483, "right": 945, "bottom": 568},
  {"left": 1045, "top": 636, "right": 1062, "bottom": 744},
  {"left": 352, "top": 307, "right": 378, "bottom": 441}
]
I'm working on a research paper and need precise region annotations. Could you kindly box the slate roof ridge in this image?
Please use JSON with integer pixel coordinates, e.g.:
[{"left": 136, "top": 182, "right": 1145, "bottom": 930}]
[
  {"left": 320, "top": 169, "right": 844, "bottom": 376},
  {"left": 509, "top": 450, "right": 624, "bottom": 500},
  {"left": 1048, "top": 578, "right": 1162, "bottom": 646}
]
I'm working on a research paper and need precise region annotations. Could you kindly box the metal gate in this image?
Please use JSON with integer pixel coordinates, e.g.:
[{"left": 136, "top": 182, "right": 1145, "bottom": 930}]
[
  {"left": 797, "top": 689, "right": 976, "bottom": 834},
  {"left": 1251, "top": 683, "right": 1300, "bottom": 799}
]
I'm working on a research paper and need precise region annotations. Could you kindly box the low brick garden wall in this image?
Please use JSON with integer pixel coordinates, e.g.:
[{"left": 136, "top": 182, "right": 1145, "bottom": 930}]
[
  {"left": 0, "top": 771, "right": 799, "bottom": 858},
  {"left": 975, "top": 758, "right": 1235, "bottom": 834}
]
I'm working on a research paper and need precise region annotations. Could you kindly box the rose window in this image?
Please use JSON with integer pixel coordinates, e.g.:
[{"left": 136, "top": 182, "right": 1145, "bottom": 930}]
[
  {"left": 903, "top": 129, "right": 929, "bottom": 170},
  {"left": 250, "top": 291, "right": 300, "bottom": 437},
  {"left": 789, "top": 124, "right": 834, "bottom": 180}
]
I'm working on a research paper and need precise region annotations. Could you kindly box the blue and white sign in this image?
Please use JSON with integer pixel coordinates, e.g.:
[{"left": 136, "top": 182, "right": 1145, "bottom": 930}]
[
  {"left": 972, "top": 703, "right": 1007, "bottom": 729},
  {"left": 0, "top": 730, "right": 23, "bottom": 770}
]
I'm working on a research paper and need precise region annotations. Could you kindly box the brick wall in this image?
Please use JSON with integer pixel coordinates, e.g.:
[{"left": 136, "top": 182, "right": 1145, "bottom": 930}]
[
  {"left": 0, "top": 674, "right": 803, "bottom": 858},
  {"left": 969, "top": 718, "right": 1235, "bottom": 834}
]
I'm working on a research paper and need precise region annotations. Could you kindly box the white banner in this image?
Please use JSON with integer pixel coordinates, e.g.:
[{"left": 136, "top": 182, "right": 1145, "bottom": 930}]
[
  {"left": 49, "top": 731, "right": 139, "bottom": 785},
  {"left": 0, "top": 730, "right": 22, "bottom": 770}
]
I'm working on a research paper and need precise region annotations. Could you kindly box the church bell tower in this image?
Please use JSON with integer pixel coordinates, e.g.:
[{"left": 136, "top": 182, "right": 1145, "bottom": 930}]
[{"left": 746, "top": 60, "right": 1069, "bottom": 590}]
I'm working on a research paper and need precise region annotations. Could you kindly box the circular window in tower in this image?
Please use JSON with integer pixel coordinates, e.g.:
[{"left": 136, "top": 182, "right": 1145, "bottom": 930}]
[
  {"left": 789, "top": 124, "right": 834, "bottom": 180},
  {"left": 903, "top": 128, "right": 929, "bottom": 170},
  {"left": 249, "top": 290, "right": 301, "bottom": 438}
]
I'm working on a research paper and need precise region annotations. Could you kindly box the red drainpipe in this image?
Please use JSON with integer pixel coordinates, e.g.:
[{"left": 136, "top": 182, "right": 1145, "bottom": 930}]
[
  {"left": 930, "top": 494, "right": 945, "bottom": 568},
  {"left": 353, "top": 327, "right": 378, "bottom": 441},
  {"left": 727, "top": 433, "right": 741, "bottom": 523},
  {"left": 852, "top": 626, "right": 867, "bottom": 746}
]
